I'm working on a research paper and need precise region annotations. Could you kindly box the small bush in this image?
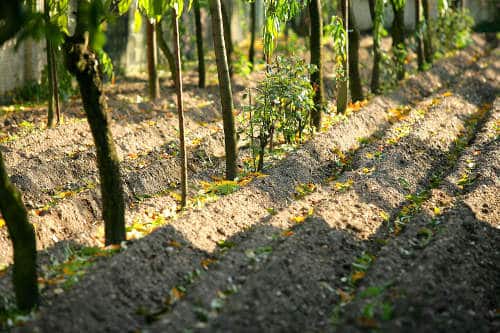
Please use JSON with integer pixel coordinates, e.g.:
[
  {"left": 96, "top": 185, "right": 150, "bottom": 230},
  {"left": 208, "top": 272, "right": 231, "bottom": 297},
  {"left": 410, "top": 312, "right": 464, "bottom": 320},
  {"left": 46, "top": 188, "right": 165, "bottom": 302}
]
[
  {"left": 241, "top": 56, "right": 316, "bottom": 171},
  {"left": 432, "top": 9, "right": 474, "bottom": 55}
]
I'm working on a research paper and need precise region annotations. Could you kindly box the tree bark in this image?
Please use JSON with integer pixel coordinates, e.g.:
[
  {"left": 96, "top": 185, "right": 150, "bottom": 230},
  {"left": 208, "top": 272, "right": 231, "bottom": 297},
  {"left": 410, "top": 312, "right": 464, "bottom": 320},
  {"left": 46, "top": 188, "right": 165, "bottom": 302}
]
[
  {"left": 337, "top": 0, "right": 349, "bottom": 114},
  {"left": 422, "top": 0, "right": 433, "bottom": 63},
  {"left": 391, "top": 0, "right": 406, "bottom": 81},
  {"left": 51, "top": 44, "right": 61, "bottom": 124},
  {"left": 347, "top": 2, "right": 363, "bottom": 101},
  {"left": 146, "top": 20, "right": 160, "bottom": 100},
  {"left": 194, "top": 0, "right": 206, "bottom": 88},
  {"left": 248, "top": 0, "right": 257, "bottom": 67},
  {"left": 172, "top": 11, "right": 188, "bottom": 208},
  {"left": 0, "top": 152, "right": 39, "bottom": 312},
  {"left": 209, "top": 0, "right": 238, "bottom": 180},
  {"left": 156, "top": 23, "right": 176, "bottom": 84},
  {"left": 220, "top": 1, "right": 233, "bottom": 76},
  {"left": 309, "top": 0, "right": 324, "bottom": 130},
  {"left": 369, "top": 0, "right": 382, "bottom": 94},
  {"left": 45, "top": 0, "right": 60, "bottom": 128},
  {"left": 0, "top": 1, "right": 38, "bottom": 312},
  {"left": 46, "top": 37, "right": 56, "bottom": 128},
  {"left": 64, "top": 0, "right": 126, "bottom": 245},
  {"left": 415, "top": 0, "right": 425, "bottom": 71}
]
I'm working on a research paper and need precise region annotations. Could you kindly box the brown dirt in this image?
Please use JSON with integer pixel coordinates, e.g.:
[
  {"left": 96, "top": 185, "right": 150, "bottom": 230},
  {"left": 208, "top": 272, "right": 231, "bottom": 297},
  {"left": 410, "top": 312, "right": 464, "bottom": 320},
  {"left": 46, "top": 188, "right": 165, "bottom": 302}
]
[{"left": 0, "top": 36, "right": 497, "bottom": 332}]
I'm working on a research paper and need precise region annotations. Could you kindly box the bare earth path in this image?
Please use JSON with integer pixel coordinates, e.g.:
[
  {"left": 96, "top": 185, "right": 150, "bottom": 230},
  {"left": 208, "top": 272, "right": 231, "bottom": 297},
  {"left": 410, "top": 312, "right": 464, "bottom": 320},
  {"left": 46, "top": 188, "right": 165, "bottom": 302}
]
[{"left": 0, "top": 38, "right": 498, "bottom": 332}]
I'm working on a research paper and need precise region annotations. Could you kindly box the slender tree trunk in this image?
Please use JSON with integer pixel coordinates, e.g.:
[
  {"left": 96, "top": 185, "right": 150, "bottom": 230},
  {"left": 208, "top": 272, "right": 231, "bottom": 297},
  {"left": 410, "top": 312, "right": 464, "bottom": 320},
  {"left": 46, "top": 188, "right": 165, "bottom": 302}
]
[
  {"left": 391, "top": 0, "right": 406, "bottom": 81},
  {"left": 44, "top": 0, "right": 57, "bottom": 128},
  {"left": 369, "top": 0, "right": 382, "bottom": 94},
  {"left": 337, "top": 0, "right": 349, "bottom": 114},
  {"left": 156, "top": 24, "right": 176, "bottom": 84},
  {"left": 172, "top": 12, "right": 188, "bottom": 208},
  {"left": 46, "top": 38, "right": 55, "bottom": 128},
  {"left": 422, "top": 0, "right": 433, "bottom": 63},
  {"left": 249, "top": 0, "right": 257, "bottom": 67},
  {"left": 64, "top": 0, "right": 126, "bottom": 245},
  {"left": 209, "top": 0, "right": 238, "bottom": 180},
  {"left": 309, "top": 0, "right": 324, "bottom": 130},
  {"left": 0, "top": 152, "right": 39, "bottom": 311},
  {"left": 51, "top": 45, "right": 61, "bottom": 124},
  {"left": 348, "top": 2, "right": 363, "bottom": 101},
  {"left": 220, "top": 1, "right": 233, "bottom": 76},
  {"left": 0, "top": 1, "right": 38, "bottom": 312},
  {"left": 415, "top": 0, "right": 425, "bottom": 71},
  {"left": 146, "top": 20, "right": 160, "bottom": 100},
  {"left": 368, "top": 0, "right": 376, "bottom": 21},
  {"left": 194, "top": 0, "right": 206, "bottom": 88}
]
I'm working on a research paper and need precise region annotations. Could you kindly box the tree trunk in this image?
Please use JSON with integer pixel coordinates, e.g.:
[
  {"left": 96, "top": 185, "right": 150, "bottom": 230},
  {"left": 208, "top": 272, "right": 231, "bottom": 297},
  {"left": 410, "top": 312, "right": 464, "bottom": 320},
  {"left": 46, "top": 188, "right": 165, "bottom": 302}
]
[
  {"left": 369, "top": 0, "right": 382, "bottom": 94},
  {"left": 51, "top": 45, "right": 61, "bottom": 124},
  {"left": 337, "top": 0, "right": 349, "bottom": 114},
  {"left": 209, "top": 0, "right": 238, "bottom": 180},
  {"left": 194, "top": 0, "right": 206, "bottom": 88},
  {"left": 64, "top": 0, "right": 126, "bottom": 245},
  {"left": 391, "top": 0, "right": 406, "bottom": 81},
  {"left": 156, "top": 23, "right": 176, "bottom": 84},
  {"left": 220, "top": 1, "right": 233, "bottom": 76},
  {"left": 46, "top": 37, "right": 55, "bottom": 128},
  {"left": 422, "top": 0, "right": 433, "bottom": 63},
  {"left": 368, "top": 0, "right": 376, "bottom": 21},
  {"left": 309, "top": 0, "right": 324, "bottom": 130},
  {"left": 249, "top": 0, "right": 256, "bottom": 67},
  {"left": 0, "top": 1, "right": 38, "bottom": 312},
  {"left": 0, "top": 152, "right": 39, "bottom": 311},
  {"left": 146, "top": 20, "right": 160, "bottom": 100},
  {"left": 415, "top": 0, "right": 425, "bottom": 71},
  {"left": 45, "top": 0, "right": 60, "bottom": 128},
  {"left": 172, "top": 11, "right": 188, "bottom": 208},
  {"left": 348, "top": 2, "right": 363, "bottom": 101}
]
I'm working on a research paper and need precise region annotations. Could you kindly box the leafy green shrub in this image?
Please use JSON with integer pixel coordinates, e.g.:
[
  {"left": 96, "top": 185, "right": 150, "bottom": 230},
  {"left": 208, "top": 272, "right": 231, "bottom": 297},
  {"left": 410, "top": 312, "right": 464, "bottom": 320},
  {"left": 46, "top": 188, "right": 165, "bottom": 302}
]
[
  {"left": 241, "top": 56, "right": 316, "bottom": 171},
  {"left": 432, "top": 9, "right": 474, "bottom": 55}
]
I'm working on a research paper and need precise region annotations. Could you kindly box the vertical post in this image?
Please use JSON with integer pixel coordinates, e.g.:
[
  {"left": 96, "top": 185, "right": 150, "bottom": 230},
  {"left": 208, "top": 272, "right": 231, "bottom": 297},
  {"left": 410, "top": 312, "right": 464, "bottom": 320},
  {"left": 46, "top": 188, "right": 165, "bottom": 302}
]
[
  {"left": 146, "top": 20, "right": 160, "bottom": 100},
  {"left": 309, "top": 0, "right": 324, "bottom": 130},
  {"left": 209, "top": 0, "right": 238, "bottom": 180},
  {"left": 337, "top": 0, "right": 349, "bottom": 114},
  {"left": 172, "top": 11, "right": 188, "bottom": 207}
]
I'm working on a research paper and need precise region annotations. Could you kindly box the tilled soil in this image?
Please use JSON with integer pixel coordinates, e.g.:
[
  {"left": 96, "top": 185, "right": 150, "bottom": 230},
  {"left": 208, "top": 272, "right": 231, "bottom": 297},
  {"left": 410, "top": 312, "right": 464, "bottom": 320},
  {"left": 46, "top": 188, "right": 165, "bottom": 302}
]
[
  {"left": 0, "top": 39, "right": 495, "bottom": 332},
  {"left": 0, "top": 36, "right": 500, "bottom": 332},
  {"left": 0, "top": 36, "right": 490, "bottom": 266}
]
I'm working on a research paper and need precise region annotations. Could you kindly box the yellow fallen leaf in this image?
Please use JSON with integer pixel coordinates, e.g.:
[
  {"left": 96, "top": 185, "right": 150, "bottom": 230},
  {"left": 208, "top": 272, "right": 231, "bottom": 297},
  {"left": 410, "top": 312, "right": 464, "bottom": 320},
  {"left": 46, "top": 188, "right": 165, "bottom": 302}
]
[
  {"left": 351, "top": 271, "right": 366, "bottom": 283},
  {"left": 201, "top": 258, "right": 217, "bottom": 270},
  {"left": 0, "top": 218, "right": 5, "bottom": 228},
  {"left": 442, "top": 91, "right": 453, "bottom": 97},
  {"left": 62, "top": 267, "right": 75, "bottom": 276},
  {"left": 379, "top": 211, "right": 390, "bottom": 222},
  {"left": 362, "top": 167, "right": 375, "bottom": 174},
  {"left": 168, "top": 240, "right": 182, "bottom": 248},
  {"left": 290, "top": 215, "right": 306, "bottom": 224},
  {"left": 170, "top": 287, "right": 184, "bottom": 302},
  {"left": 337, "top": 289, "right": 353, "bottom": 303},
  {"left": 127, "top": 153, "right": 139, "bottom": 160}
]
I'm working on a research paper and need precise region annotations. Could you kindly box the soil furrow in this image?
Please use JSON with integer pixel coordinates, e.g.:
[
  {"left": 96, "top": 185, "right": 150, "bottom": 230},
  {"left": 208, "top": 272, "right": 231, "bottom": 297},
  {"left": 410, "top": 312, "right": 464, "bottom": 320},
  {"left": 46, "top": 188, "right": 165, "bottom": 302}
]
[
  {"left": 0, "top": 43, "right": 493, "bottom": 332},
  {"left": 0, "top": 40, "right": 490, "bottom": 266},
  {"left": 334, "top": 99, "right": 499, "bottom": 332},
  {"left": 143, "top": 56, "right": 498, "bottom": 333},
  {"left": 10, "top": 49, "right": 496, "bottom": 333}
]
